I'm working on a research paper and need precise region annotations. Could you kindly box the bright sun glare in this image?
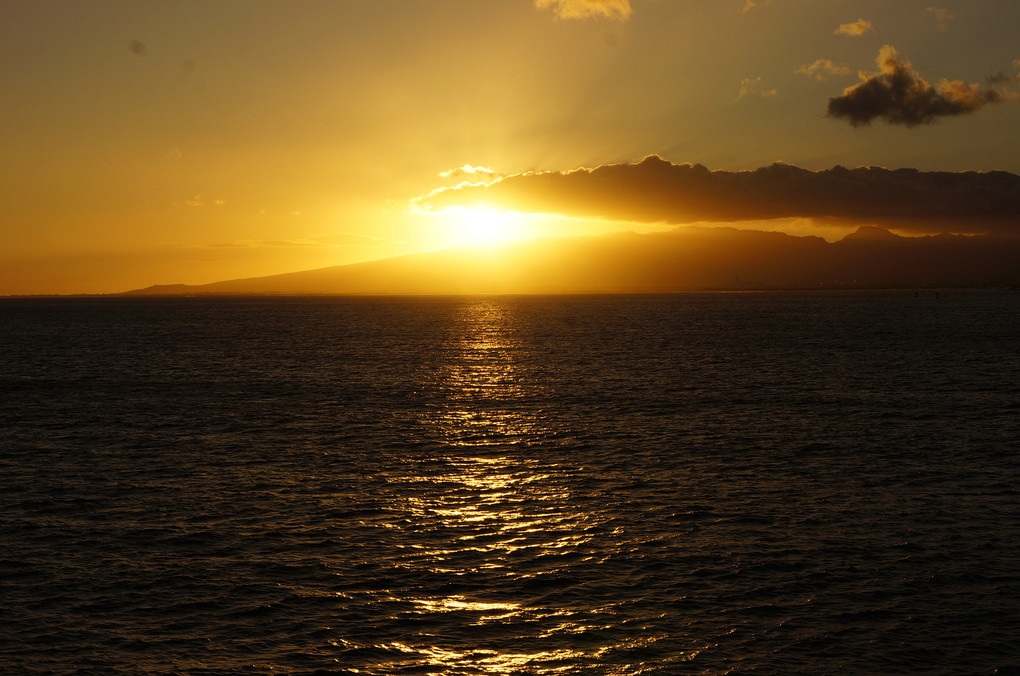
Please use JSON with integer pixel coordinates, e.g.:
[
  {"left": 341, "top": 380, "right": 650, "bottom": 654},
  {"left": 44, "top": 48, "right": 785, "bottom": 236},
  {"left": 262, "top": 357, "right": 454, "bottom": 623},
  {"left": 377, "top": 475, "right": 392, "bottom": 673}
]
[{"left": 442, "top": 206, "right": 523, "bottom": 248}]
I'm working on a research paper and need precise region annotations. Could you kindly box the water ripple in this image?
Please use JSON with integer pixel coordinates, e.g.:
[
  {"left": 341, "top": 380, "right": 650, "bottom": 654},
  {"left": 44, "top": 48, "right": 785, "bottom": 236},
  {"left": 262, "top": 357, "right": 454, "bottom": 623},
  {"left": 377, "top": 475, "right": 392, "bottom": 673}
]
[{"left": 2, "top": 293, "right": 1019, "bottom": 673}]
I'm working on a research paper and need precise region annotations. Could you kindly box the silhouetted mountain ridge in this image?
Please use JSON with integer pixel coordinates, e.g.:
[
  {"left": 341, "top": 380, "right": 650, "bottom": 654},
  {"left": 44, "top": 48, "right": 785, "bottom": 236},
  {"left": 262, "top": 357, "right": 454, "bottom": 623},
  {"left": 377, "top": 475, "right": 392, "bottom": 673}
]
[
  {"left": 841, "top": 225, "right": 903, "bottom": 241},
  {"left": 123, "top": 226, "right": 1020, "bottom": 295}
]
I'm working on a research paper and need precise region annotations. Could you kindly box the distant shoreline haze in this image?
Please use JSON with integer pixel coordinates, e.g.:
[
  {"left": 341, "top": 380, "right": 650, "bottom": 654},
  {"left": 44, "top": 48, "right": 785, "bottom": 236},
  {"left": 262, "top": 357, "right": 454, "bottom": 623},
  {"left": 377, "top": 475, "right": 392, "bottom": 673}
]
[{"left": 117, "top": 226, "right": 1020, "bottom": 296}]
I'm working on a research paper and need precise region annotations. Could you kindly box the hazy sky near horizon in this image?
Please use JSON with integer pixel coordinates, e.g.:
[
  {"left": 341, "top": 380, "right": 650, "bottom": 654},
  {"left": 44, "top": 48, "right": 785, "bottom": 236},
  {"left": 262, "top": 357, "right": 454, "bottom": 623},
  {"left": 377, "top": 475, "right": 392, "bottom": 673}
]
[{"left": 3, "top": 0, "right": 1019, "bottom": 294}]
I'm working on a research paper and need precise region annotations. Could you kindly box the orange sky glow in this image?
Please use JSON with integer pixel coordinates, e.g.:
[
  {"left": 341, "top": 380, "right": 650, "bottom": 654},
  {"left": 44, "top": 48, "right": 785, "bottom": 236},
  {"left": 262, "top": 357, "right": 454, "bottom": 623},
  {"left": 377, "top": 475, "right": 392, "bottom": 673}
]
[{"left": 2, "top": 0, "right": 1019, "bottom": 294}]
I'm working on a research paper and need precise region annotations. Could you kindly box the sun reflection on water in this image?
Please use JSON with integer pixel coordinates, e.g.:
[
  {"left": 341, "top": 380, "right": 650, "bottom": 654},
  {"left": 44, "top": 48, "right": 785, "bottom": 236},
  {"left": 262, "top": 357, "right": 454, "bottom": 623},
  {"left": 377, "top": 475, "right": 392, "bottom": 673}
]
[
  {"left": 337, "top": 449, "right": 628, "bottom": 674},
  {"left": 386, "top": 642, "right": 585, "bottom": 675},
  {"left": 338, "top": 299, "right": 653, "bottom": 674},
  {"left": 422, "top": 299, "right": 538, "bottom": 447},
  {"left": 322, "top": 299, "right": 708, "bottom": 673}
]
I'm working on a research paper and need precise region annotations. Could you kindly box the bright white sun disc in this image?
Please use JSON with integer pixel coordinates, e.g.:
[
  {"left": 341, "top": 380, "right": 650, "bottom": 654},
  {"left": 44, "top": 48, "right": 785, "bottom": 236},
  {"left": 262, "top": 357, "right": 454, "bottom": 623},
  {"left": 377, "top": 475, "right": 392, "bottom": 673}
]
[{"left": 444, "top": 207, "right": 519, "bottom": 247}]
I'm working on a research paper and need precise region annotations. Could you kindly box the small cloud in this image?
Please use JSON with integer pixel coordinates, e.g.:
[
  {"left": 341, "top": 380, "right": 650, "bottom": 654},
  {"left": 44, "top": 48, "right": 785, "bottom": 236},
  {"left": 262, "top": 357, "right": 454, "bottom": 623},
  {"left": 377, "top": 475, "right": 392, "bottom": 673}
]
[
  {"left": 128, "top": 40, "right": 146, "bottom": 56},
  {"left": 182, "top": 195, "right": 225, "bottom": 208},
  {"left": 535, "top": 0, "right": 632, "bottom": 20},
  {"left": 987, "top": 61, "right": 1020, "bottom": 87},
  {"left": 439, "top": 164, "right": 497, "bottom": 180},
  {"left": 166, "top": 148, "right": 183, "bottom": 160},
  {"left": 835, "top": 19, "right": 872, "bottom": 36},
  {"left": 738, "top": 0, "right": 772, "bottom": 14},
  {"left": 796, "top": 59, "right": 852, "bottom": 81},
  {"left": 923, "top": 7, "right": 953, "bottom": 33},
  {"left": 736, "top": 77, "right": 778, "bottom": 101},
  {"left": 828, "top": 45, "right": 1007, "bottom": 126}
]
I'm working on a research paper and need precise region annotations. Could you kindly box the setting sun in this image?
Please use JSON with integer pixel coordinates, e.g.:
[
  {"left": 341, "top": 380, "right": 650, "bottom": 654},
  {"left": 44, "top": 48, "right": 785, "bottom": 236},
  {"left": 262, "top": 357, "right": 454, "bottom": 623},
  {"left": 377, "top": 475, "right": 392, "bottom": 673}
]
[{"left": 441, "top": 206, "right": 526, "bottom": 248}]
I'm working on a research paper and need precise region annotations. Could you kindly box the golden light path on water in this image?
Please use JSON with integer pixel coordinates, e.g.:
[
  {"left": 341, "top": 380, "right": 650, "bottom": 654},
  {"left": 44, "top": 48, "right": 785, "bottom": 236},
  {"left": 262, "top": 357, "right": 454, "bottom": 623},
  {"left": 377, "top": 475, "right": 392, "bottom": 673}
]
[{"left": 349, "top": 300, "right": 681, "bottom": 674}]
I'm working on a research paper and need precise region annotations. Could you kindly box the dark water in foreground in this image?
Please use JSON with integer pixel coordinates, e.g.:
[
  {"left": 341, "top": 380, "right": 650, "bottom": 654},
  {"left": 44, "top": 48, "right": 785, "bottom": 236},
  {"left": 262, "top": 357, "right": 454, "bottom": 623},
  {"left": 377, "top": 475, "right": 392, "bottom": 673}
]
[{"left": 2, "top": 292, "right": 1019, "bottom": 675}]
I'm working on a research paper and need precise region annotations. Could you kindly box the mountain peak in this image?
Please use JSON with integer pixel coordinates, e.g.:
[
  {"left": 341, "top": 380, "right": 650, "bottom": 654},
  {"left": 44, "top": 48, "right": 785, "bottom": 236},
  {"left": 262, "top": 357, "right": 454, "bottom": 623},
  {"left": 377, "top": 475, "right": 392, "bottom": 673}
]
[{"left": 840, "top": 225, "right": 901, "bottom": 242}]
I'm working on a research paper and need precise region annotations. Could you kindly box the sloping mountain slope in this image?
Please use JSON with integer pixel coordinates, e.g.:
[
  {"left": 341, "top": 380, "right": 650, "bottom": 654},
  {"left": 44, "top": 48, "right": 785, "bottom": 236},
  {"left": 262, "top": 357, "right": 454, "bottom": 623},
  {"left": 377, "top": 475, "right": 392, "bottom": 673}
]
[{"left": 124, "top": 226, "right": 1020, "bottom": 295}]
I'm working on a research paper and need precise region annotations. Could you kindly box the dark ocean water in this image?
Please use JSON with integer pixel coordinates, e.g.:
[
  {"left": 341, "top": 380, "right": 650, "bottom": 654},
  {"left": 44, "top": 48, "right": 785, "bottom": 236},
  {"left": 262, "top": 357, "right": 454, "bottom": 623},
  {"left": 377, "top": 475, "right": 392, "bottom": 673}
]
[{"left": 2, "top": 292, "right": 1019, "bottom": 675}]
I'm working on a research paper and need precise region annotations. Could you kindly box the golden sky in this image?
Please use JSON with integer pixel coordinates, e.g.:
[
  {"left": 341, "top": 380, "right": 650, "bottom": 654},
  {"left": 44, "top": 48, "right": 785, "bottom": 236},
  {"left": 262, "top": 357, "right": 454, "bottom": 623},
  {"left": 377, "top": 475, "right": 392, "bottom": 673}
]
[{"left": 2, "top": 0, "right": 1019, "bottom": 294}]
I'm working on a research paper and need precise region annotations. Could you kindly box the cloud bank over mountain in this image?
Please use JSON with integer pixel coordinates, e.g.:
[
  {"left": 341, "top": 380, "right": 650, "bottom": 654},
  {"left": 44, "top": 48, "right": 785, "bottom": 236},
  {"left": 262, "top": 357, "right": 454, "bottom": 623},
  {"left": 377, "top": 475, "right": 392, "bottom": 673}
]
[{"left": 419, "top": 155, "right": 1020, "bottom": 235}]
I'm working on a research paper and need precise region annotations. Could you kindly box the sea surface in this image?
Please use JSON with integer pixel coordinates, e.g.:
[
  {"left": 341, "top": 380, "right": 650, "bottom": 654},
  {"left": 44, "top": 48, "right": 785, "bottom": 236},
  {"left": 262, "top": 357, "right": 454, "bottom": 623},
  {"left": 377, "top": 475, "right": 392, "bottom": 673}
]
[{"left": 2, "top": 292, "right": 1019, "bottom": 675}]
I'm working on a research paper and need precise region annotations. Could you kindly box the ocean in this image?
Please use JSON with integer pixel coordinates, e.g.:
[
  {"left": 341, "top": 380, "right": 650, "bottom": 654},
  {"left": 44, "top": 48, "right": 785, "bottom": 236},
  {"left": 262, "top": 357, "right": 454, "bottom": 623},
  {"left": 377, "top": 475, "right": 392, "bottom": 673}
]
[{"left": 2, "top": 292, "right": 1018, "bottom": 675}]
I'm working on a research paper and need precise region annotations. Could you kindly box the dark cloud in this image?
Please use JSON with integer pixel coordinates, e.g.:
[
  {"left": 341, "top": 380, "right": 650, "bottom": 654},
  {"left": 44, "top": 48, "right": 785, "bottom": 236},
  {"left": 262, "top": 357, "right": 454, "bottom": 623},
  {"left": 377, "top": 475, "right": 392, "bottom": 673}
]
[
  {"left": 419, "top": 155, "right": 1020, "bottom": 235},
  {"left": 828, "top": 46, "right": 1005, "bottom": 127}
]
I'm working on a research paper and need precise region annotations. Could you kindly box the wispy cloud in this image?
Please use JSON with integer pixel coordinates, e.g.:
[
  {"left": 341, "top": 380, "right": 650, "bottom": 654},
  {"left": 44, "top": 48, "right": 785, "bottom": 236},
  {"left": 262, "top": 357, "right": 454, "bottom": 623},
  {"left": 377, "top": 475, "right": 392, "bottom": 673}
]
[
  {"left": 438, "top": 164, "right": 497, "bottom": 181},
  {"left": 736, "top": 77, "right": 778, "bottom": 101},
  {"left": 182, "top": 195, "right": 225, "bottom": 208},
  {"left": 417, "top": 155, "right": 1020, "bottom": 235},
  {"left": 828, "top": 46, "right": 1008, "bottom": 127},
  {"left": 835, "top": 19, "right": 872, "bottom": 37},
  {"left": 206, "top": 233, "right": 395, "bottom": 249},
  {"left": 987, "top": 72, "right": 1015, "bottom": 86},
  {"left": 738, "top": 0, "right": 772, "bottom": 14},
  {"left": 923, "top": 7, "right": 953, "bottom": 33},
  {"left": 535, "top": 0, "right": 632, "bottom": 20},
  {"left": 796, "top": 59, "right": 851, "bottom": 81}
]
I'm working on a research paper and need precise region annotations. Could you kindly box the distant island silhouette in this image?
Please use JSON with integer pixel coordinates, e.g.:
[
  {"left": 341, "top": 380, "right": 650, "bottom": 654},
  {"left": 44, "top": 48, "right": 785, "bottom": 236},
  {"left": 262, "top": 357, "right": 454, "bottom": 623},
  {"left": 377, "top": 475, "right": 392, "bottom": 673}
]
[{"left": 123, "top": 226, "right": 1020, "bottom": 295}]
